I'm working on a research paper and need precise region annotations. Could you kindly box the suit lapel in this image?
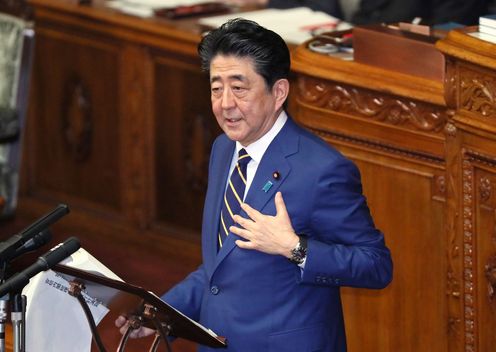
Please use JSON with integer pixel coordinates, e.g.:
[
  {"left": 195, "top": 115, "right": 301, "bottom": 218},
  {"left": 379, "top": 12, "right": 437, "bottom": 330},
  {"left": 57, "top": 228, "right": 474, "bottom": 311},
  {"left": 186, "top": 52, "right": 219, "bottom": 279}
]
[
  {"left": 244, "top": 144, "right": 290, "bottom": 211},
  {"left": 246, "top": 117, "right": 299, "bottom": 212},
  {"left": 204, "top": 140, "right": 235, "bottom": 278},
  {"left": 211, "top": 118, "right": 300, "bottom": 274}
]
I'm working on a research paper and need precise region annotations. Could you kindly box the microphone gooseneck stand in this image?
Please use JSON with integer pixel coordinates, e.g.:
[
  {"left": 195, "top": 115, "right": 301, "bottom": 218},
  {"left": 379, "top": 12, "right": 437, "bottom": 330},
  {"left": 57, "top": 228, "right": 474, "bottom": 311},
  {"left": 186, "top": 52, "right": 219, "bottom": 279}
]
[
  {"left": 146, "top": 303, "right": 173, "bottom": 352},
  {"left": 117, "top": 315, "right": 142, "bottom": 352},
  {"left": 0, "top": 236, "right": 80, "bottom": 352},
  {"left": 69, "top": 280, "right": 173, "bottom": 352},
  {"left": 0, "top": 204, "right": 70, "bottom": 352},
  {"left": 116, "top": 302, "right": 173, "bottom": 352},
  {"left": 11, "top": 293, "right": 26, "bottom": 352},
  {"left": 0, "top": 295, "right": 7, "bottom": 352},
  {"left": 0, "top": 261, "right": 27, "bottom": 352},
  {"left": 68, "top": 281, "right": 107, "bottom": 352},
  {"left": 0, "top": 261, "right": 8, "bottom": 352}
]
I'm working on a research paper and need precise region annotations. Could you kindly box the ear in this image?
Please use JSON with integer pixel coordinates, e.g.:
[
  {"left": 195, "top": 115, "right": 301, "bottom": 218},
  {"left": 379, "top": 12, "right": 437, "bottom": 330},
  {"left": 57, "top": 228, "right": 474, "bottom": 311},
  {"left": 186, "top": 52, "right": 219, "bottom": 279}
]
[{"left": 272, "top": 78, "right": 290, "bottom": 111}]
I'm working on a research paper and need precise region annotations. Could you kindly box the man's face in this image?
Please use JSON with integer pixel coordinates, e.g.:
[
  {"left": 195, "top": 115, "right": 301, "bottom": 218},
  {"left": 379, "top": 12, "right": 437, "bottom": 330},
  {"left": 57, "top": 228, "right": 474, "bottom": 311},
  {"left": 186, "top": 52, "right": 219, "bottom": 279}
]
[{"left": 210, "top": 55, "right": 283, "bottom": 147}]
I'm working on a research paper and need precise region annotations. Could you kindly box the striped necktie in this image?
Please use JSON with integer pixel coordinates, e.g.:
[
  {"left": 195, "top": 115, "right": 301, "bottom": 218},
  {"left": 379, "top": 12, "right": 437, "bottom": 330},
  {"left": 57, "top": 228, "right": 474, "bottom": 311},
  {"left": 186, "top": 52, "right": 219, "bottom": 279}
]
[{"left": 218, "top": 148, "right": 251, "bottom": 249}]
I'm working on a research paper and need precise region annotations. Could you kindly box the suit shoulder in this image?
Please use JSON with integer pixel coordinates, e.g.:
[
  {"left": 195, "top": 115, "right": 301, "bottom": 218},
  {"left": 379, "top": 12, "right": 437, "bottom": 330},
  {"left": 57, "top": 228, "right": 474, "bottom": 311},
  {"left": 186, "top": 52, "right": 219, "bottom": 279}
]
[
  {"left": 297, "top": 127, "right": 350, "bottom": 164},
  {"left": 212, "top": 133, "right": 229, "bottom": 147},
  {"left": 211, "top": 134, "right": 231, "bottom": 153}
]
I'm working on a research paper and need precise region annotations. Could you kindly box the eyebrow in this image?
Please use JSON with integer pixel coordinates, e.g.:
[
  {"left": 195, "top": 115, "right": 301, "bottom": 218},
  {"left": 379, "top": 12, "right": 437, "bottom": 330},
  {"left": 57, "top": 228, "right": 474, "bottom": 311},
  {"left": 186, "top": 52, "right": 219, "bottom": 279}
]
[{"left": 210, "top": 74, "right": 247, "bottom": 84}]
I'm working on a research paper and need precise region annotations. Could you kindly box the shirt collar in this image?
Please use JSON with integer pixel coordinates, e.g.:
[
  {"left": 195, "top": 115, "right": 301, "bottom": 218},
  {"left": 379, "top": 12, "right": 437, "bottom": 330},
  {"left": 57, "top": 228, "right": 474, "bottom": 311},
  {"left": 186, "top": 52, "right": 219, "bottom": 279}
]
[{"left": 235, "top": 111, "right": 288, "bottom": 164}]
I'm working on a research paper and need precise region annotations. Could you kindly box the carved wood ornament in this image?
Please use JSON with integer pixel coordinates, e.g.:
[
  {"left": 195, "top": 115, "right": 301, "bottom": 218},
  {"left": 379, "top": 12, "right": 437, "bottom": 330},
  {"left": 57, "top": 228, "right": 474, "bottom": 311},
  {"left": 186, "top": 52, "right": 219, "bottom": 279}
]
[
  {"left": 444, "top": 119, "right": 462, "bottom": 342},
  {"left": 462, "top": 151, "right": 476, "bottom": 352},
  {"left": 297, "top": 75, "right": 449, "bottom": 134},
  {"left": 486, "top": 255, "right": 496, "bottom": 306},
  {"left": 462, "top": 150, "right": 496, "bottom": 351},
  {"left": 460, "top": 66, "right": 496, "bottom": 118},
  {"left": 309, "top": 126, "right": 444, "bottom": 165},
  {"left": 62, "top": 76, "right": 92, "bottom": 162},
  {"left": 479, "top": 175, "right": 496, "bottom": 309}
]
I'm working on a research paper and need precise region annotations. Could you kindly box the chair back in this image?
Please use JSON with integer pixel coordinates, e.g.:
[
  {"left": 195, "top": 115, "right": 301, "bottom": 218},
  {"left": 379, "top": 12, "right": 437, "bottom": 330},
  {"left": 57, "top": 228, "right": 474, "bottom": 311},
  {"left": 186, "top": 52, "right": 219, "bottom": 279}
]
[{"left": 0, "top": 12, "right": 35, "bottom": 217}]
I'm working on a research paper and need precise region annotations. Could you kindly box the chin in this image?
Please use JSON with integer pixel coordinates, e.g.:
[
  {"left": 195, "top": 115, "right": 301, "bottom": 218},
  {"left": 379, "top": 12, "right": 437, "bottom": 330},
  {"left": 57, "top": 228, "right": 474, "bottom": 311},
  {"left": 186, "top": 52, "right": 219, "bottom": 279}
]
[{"left": 223, "top": 129, "right": 244, "bottom": 142}]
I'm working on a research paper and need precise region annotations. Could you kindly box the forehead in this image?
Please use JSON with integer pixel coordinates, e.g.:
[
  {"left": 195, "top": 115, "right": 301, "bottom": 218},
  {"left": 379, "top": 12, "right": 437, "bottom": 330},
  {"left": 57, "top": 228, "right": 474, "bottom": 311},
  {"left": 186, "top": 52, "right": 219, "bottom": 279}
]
[{"left": 209, "top": 55, "right": 259, "bottom": 81}]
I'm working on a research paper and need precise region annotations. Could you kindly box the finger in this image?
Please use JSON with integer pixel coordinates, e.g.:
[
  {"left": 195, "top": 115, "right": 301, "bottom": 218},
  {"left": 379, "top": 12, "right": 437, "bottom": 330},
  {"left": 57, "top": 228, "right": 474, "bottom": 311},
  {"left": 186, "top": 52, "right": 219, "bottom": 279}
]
[
  {"left": 135, "top": 327, "right": 155, "bottom": 338},
  {"left": 240, "top": 202, "right": 262, "bottom": 221},
  {"left": 119, "top": 325, "right": 129, "bottom": 335},
  {"left": 230, "top": 225, "right": 252, "bottom": 239},
  {"left": 233, "top": 214, "right": 254, "bottom": 230},
  {"left": 121, "top": 325, "right": 155, "bottom": 339},
  {"left": 235, "top": 239, "right": 256, "bottom": 249},
  {"left": 274, "top": 192, "right": 290, "bottom": 220},
  {"left": 129, "top": 329, "right": 143, "bottom": 339},
  {"left": 115, "top": 315, "right": 127, "bottom": 328}
]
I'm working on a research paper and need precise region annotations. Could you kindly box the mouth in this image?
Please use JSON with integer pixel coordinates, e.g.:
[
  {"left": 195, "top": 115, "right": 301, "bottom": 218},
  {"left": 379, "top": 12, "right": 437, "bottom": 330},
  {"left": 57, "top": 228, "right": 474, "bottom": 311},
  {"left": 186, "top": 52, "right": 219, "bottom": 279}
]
[{"left": 225, "top": 117, "right": 242, "bottom": 124}]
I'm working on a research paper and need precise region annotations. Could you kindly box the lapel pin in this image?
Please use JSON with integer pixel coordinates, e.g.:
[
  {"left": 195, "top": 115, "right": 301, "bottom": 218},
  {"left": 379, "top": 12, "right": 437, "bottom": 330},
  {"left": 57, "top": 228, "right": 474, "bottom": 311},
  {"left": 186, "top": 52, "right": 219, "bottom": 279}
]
[
  {"left": 262, "top": 181, "right": 273, "bottom": 193},
  {"left": 273, "top": 171, "right": 280, "bottom": 180}
]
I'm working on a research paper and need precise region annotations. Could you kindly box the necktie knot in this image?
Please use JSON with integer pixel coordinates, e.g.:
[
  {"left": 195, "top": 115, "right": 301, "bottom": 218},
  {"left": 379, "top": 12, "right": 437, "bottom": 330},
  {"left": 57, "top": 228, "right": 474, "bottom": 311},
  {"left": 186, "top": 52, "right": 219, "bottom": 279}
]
[{"left": 237, "top": 148, "right": 251, "bottom": 168}]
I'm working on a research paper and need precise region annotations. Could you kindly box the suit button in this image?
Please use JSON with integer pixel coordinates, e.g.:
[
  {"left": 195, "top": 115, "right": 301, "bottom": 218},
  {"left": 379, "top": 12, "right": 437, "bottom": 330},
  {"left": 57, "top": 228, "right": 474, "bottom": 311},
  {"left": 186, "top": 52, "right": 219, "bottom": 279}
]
[{"left": 210, "top": 286, "right": 219, "bottom": 295}]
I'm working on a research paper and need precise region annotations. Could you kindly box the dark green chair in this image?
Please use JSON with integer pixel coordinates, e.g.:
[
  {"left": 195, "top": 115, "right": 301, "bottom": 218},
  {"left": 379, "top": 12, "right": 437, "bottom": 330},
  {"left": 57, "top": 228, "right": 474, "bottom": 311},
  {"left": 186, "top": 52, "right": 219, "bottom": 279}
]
[{"left": 0, "top": 12, "right": 34, "bottom": 218}]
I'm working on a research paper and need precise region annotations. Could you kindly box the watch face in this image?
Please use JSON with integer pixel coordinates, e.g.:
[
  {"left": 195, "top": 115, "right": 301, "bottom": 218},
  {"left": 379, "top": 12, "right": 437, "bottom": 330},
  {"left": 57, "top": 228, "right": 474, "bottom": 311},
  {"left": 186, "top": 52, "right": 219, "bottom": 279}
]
[{"left": 289, "top": 240, "right": 307, "bottom": 264}]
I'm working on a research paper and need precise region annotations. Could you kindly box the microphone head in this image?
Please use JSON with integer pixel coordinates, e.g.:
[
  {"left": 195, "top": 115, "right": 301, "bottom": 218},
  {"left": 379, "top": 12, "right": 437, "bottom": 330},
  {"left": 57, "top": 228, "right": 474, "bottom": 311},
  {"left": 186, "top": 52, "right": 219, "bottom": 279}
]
[
  {"left": 42, "top": 237, "right": 81, "bottom": 269},
  {"left": 18, "top": 204, "right": 70, "bottom": 241},
  {"left": 60, "top": 236, "right": 80, "bottom": 255},
  {"left": 34, "top": 229, "right": 53, "bottom": 247},
  {"left": 0, "top": 204, "right": 71, "bottom": 263},
  {"left": 13, "top": 229, "right": 53, "bottom": 257}
]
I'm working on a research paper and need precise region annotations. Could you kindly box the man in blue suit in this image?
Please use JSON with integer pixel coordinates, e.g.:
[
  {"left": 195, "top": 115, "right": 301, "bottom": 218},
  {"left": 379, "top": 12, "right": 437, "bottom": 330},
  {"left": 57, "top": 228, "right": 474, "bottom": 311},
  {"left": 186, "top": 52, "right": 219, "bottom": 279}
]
[{"left": 117, "top": 18, "right": 392, "bottom": 351}]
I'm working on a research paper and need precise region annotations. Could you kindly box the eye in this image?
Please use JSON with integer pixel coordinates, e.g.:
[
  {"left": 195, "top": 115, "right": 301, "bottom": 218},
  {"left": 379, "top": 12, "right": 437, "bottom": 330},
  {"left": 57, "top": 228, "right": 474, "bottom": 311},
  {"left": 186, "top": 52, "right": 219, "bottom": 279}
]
[
  {"left": 232, "top": 86, "right": 247, "bottom": 95},
  {"left": 211, "top": 86, "right": 222, "bottom": 96}
]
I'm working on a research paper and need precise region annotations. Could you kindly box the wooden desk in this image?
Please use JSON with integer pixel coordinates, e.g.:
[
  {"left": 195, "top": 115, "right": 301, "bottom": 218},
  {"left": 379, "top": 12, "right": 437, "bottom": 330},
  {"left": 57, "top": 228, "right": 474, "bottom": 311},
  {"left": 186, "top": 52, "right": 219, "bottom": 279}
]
[
  {"left": 292, "top": 37, "right": 450, "bottom": 352},
  {"left": 291, "top": 28, "right": 496, "bottom": 352}
]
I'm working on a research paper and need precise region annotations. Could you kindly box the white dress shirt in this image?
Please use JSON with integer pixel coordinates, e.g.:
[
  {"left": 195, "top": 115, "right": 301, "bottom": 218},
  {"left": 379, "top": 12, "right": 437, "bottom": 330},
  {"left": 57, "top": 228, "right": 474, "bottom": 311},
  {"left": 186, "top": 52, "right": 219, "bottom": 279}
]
[{"left": 225, "top": 111, "right": 288, "bottom": 198}]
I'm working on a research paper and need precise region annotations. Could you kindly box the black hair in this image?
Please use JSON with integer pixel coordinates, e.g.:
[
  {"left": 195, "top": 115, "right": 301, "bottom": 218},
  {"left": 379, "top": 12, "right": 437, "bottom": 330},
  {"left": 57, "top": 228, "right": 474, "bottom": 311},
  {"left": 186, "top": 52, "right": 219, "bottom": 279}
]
[{"left": 198, "top": 18, "right": 290, "bottom": 90}]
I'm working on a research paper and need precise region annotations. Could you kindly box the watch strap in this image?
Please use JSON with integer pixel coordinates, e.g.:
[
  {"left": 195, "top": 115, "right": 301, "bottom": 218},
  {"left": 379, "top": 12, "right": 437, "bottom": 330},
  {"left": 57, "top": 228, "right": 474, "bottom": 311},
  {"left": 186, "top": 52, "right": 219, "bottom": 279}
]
[{"left": 288, "top": 235, "right": 308, "bottom": 265}]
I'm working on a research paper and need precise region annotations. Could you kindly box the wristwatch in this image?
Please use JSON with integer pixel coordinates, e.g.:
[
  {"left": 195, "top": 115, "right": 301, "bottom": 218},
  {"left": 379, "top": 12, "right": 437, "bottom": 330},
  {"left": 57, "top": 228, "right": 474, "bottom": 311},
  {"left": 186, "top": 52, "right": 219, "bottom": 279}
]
[{"left": 289, "top": 235, "right": 308, "bottom": 265}]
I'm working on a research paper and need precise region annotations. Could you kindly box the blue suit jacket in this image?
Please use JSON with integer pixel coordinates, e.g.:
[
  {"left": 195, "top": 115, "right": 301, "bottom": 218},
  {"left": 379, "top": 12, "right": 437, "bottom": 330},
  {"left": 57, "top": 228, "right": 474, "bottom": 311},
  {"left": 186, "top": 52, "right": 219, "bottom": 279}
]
[{"left": 162, "top": 117, "right": 392, "bottom": 351}]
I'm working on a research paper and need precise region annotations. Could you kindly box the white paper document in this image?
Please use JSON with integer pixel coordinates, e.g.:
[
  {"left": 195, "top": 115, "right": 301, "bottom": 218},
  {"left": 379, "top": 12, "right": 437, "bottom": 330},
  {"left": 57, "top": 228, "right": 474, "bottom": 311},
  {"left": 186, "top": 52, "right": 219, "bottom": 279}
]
[
  {"left": 199, "top": 7, "right": 353, "bottom": 44},
  {"left": 22, "top": 248, "right": 122, "bottom": 352},
  {"left": 106, "top": 0, "right": 213, "bottom": 18}
]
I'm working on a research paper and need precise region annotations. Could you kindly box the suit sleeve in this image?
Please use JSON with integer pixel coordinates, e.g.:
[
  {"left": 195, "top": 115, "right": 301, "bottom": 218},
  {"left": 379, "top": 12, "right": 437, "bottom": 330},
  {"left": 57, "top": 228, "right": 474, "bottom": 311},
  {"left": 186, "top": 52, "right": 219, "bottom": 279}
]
[
  {"left": 160, "top": 265, "right": 207, "bottom": 321},
  {"left": 300, "top": 157, "right": 393, "bottom": 289},
  {"left": 159, "top": 137, "right": 227, "bottom": 320}
]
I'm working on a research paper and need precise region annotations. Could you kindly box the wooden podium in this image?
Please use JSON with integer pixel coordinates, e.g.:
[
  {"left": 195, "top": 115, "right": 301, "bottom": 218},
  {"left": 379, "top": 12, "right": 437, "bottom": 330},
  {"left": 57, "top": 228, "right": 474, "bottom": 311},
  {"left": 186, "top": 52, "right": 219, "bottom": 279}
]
[
  {"left": 53, "top": 264, "right": 227, "bottom": 351},
  {"left": 291, "top": 27, "right": 496, "bottom": 352}
]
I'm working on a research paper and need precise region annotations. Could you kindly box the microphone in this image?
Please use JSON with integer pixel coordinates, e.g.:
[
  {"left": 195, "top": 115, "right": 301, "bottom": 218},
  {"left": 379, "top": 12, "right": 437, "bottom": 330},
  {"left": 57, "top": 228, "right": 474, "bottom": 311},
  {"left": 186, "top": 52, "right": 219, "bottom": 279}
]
[
  {"left": 13, "top": 229, "right": 52, "bottom": 258},
  {"left": 0, "top": 237, "right": 80, "bottom": 297},
  {"left": 0, "top": 204, "right": 69, "bottom": 262}
]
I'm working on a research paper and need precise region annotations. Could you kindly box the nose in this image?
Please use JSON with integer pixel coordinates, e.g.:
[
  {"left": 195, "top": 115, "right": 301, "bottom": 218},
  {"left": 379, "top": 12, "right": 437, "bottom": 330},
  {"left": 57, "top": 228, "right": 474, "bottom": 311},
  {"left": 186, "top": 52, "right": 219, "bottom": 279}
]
[{"left": 221, "top": 88, "right": 235, "bottom": 110}]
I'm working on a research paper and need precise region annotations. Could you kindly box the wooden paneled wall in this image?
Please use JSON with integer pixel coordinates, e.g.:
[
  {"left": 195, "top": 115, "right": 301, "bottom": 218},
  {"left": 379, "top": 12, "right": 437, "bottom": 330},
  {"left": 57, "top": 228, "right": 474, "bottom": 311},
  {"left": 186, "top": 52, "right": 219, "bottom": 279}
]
[
  {"left": 6, "top": 0, "right": 496, "bottom": 350},
  {"left": 291, "top": 44, "right": 451, "bottom": 351}
]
